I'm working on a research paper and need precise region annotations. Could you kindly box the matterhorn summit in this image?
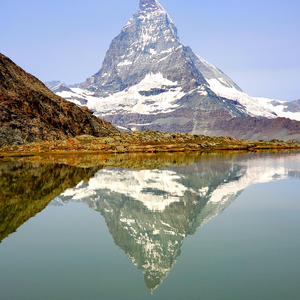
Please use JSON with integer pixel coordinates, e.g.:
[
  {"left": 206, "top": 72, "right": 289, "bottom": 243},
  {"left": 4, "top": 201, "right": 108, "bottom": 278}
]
[
  {"left": 82, "top": 0, "right": 243, "bottom": 96},
  {"left": 52, "top": 0, "right": 300, "bottom": 141},
  {"left": 82, "top": 0, "right": 203, "bottom": 94}
]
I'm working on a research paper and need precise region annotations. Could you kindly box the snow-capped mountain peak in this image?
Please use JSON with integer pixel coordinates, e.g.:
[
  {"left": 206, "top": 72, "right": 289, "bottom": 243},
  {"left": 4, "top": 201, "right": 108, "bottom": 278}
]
[
  {"left": 81, "top": 0, "right": 182, "bottom": 95},
  {"left": 51, "top": 0, "right": 300, "bottom": 141},
  {"left": 139, "top": 0, "right": 162, "bottom": 10},
  {"left": 137, "top": 0, "right": 176, "bottom": 34}
]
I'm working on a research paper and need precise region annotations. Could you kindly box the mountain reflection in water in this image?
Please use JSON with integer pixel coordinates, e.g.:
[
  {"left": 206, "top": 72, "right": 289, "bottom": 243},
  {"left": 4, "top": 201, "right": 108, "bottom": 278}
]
[
  {"left": 1, "top": 151, "right": 300, "bottom": 291},
  {"left": 51, "top": 151, "right": 300, "bottom": 290}
]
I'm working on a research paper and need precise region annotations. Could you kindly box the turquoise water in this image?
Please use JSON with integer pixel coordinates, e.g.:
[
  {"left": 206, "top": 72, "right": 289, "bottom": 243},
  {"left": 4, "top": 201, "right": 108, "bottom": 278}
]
[{"left": 0, "top": 151, "right": 300, "bottom": 299}]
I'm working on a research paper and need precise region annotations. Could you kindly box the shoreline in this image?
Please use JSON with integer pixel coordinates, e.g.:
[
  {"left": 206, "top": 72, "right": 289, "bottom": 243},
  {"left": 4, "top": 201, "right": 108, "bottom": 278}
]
[{"left": 1, "top": 130, "right": 300, "bottom": 159}]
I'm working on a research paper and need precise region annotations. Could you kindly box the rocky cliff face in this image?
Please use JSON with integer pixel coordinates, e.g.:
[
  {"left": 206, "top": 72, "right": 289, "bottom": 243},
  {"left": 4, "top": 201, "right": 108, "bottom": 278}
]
[
  {"left": 206, "top": 116, "right": 300, "bottom": 141},
  {"left": 81, "top": 0, "right": 243, "bottom": 98},
  {"left": 79, "top": 0, "right": 249, "bottom": 118},
  {"left": 0, "top": 53, "right": 119, "bottom": 146}
]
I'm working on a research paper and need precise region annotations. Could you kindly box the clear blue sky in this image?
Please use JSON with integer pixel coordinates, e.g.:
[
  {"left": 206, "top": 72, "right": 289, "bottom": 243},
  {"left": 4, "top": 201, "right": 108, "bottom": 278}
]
[{"left": 1, "top": 0, "right": 299, "bottom": 101}]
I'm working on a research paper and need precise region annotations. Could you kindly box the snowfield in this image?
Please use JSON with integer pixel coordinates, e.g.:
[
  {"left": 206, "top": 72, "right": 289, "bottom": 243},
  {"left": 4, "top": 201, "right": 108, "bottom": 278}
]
[
  {"left": 57, "top": 72, "right": 300, "bottom": 122},
  {"left": 58, "top": 73, "right": 185, "bottom": 116}
]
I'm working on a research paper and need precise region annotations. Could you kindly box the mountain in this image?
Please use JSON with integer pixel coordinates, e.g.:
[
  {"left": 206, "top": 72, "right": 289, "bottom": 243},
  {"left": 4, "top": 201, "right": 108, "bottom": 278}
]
[
  {"left": 0, "top": 53, "right": 119, "bottom": 146},
  {"left": 205, "top": 116, "right": 300, "bottom": 141},
  {"left": 254, "top": 97, "right": 300, "bottom": 119},
  {"left": 50, "top": 0, "right": 300, "bottom": 141},
  {"left": 81, "top": 0, "right": 241, "bottom": 97},
  {"left": 44, "top": 81, "right": 67, "bottom": 92},
  {"left": 44, "top": 81, "right": 82, "bottom": 93}
]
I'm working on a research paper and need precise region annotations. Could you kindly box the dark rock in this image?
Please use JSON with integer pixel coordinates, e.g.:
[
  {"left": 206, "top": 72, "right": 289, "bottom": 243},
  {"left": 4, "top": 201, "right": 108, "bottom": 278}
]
[{"left": 0, "top": 53, "right": 119, "bottom": 146}]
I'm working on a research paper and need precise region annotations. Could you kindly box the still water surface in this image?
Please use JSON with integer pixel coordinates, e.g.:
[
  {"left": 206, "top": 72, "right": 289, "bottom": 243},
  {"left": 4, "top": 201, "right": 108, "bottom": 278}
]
[{"left": 0, "top": 151, "right": 300, "bottom": 299}]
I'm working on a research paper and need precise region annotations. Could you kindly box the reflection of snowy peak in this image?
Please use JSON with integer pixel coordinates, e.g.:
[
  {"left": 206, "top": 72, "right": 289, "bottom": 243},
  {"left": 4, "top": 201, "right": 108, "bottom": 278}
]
[
  {"left": 63, "top": 168, "right": 189, "bottom": 211},
  {"left": 58, "top": 162, "right": 243, "bottom": 214},
  {"left": 54, "top": 159, "right": 244, "bottom": 290},
  {"left": 210, "top": 162, "right": 287, "bottom": 204},
  {"left": 98, "top": 197, "right": 187, "bottom": 290},
  {"left": 53, "top": 152, "right": 300, "bottom": 290}
]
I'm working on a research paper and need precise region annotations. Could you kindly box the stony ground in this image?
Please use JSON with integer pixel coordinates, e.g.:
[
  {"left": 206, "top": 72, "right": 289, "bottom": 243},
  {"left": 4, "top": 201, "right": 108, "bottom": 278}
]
[{"left": 0, "top": 130, "right": 299, "bottom": 158}]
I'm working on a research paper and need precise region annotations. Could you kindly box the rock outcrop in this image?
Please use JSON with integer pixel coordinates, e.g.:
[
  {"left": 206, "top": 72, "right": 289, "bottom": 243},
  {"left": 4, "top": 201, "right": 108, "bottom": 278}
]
[
  {"left": 206, "top": 117, "right": 300, "bottom": 142},
  {"left": 0, "top": 53, "right": 119, "bottom": 147}
]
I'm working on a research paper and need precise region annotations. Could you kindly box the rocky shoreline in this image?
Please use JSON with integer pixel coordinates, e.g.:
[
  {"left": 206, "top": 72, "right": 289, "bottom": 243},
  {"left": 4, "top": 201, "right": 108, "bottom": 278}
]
[{"left": 0, "top": 130, "right": 299, "bottom": 159}]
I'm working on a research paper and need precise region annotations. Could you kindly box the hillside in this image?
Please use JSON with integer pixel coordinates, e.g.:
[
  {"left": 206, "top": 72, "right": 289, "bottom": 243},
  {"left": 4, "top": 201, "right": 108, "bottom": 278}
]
[{"left": 0, "top": 53, "right": 119, "bottom": 147}]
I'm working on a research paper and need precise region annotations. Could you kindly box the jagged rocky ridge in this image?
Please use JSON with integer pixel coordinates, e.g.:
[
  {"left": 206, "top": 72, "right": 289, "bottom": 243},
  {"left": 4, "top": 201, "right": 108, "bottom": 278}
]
[
  {"left": 0, "top": 53, "right": 119, "bottom": 147},
  {"left": 50, "top": 0, "right": 300, "bottom": 141}
]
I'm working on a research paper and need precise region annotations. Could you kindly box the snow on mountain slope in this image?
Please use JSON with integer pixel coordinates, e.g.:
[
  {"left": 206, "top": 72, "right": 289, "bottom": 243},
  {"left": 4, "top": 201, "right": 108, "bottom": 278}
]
[
  {"left": 61, "top": 168, "right": 188, "bottom": 211},
  {"left": 87, "top": 73, "right": 185, "bottom": 115},
  {"left": 56, "top": 87, "right": 95, "bottom": 107},
  {"left": 56, "top": 77, "right": 300, "bottom": 121},
  {"left": 44, "top": 81, "right": 66, "bottom": 92},
  {"left": 206, "top": 79, "right": 278, "bottom": 118},
  {"left": 253, "top": 97, "right": 300, "bottom": 121},
  {"left": 57, "top": 73, "right": 186, "bottom": 115}
]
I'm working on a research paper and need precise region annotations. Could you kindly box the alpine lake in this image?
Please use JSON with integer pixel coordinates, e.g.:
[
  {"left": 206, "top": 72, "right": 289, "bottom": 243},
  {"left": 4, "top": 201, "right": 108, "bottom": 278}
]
[{"left": 0, "top": 150, "right": 300, "bottom": 300}]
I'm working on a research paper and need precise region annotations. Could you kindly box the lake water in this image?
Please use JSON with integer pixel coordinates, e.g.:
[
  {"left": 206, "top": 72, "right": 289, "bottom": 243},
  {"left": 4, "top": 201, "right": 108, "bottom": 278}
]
[{"left": 0, "top": 151, "right": 300, "bottom": 300}]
